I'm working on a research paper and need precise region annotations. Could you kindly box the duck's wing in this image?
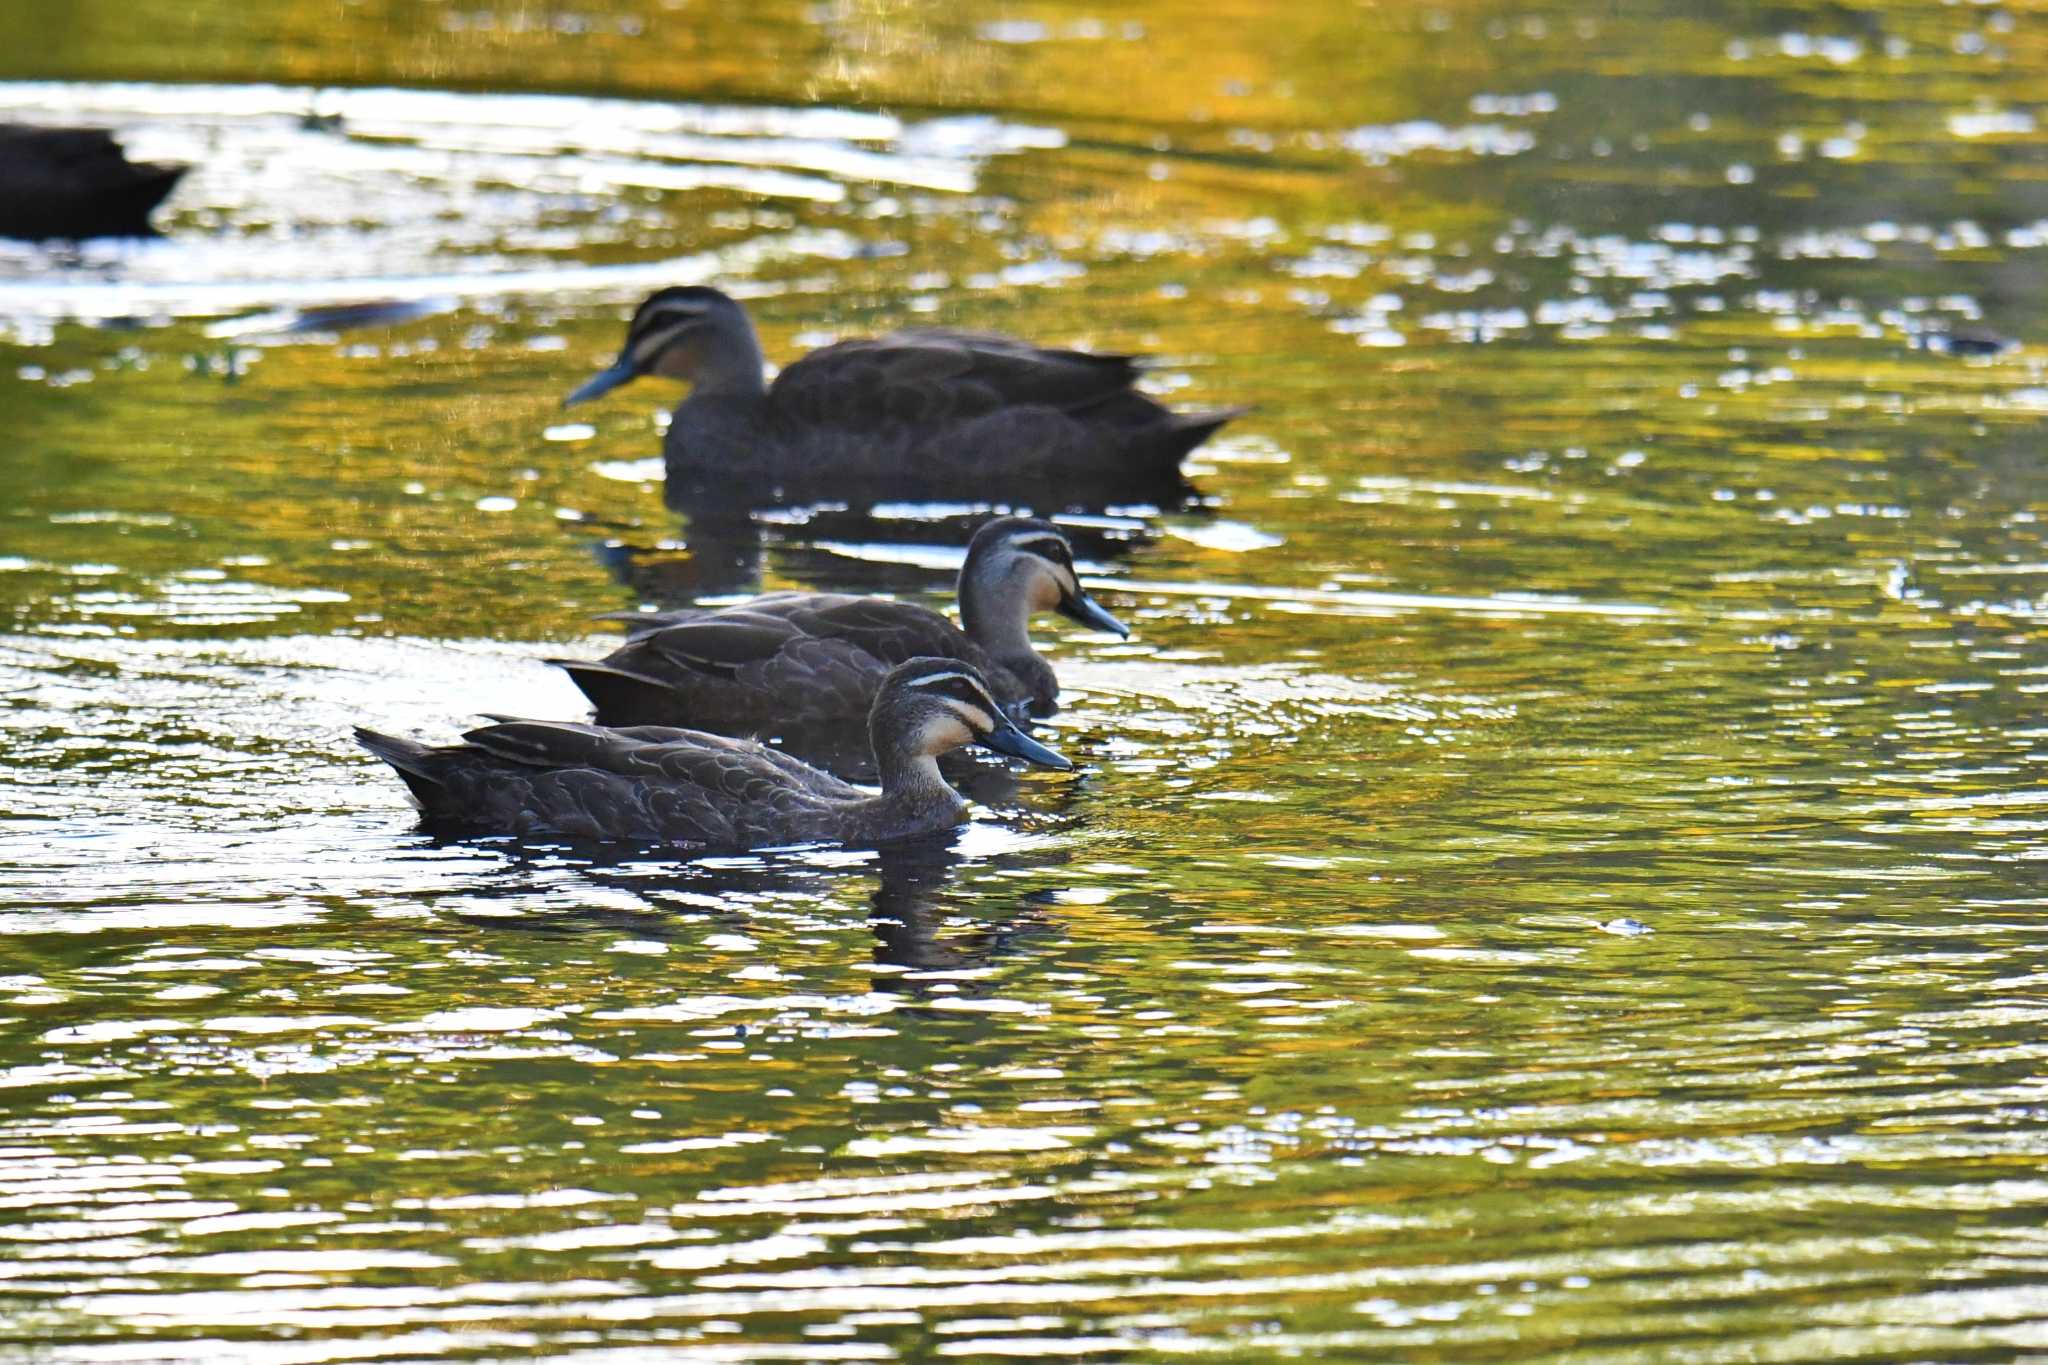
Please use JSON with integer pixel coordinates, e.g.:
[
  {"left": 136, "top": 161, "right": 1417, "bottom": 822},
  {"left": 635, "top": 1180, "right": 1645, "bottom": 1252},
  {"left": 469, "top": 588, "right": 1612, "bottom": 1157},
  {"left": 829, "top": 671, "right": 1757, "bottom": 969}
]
[
  {"left": 562, "top": 595, "right": 980, "bottom": 727},
  {"left": 775, "top": 595, "right": 971, "bottom": 662},
  {"left": 769, "top": 329, "right": 1143, "bottom": 428},
  {"left": 631, "top": 614, "right": 813, "bottom": 680},
  {"left": 622, "top": 595, "right": 962, "bottom": 676},
  {"left": 598, "top": 591, "right": 812, "bottom": 637},
  {"left": 464, "top": 719, "right": 863, "bottom": 800}
]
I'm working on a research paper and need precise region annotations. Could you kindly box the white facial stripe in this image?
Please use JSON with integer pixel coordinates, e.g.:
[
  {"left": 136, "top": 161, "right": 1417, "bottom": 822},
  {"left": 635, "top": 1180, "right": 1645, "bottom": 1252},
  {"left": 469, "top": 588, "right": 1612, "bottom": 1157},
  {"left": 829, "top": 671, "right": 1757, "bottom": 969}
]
[
  {"left": 1005, "top": 533, "right": 1070, "bottom": 560},
  {"left": 904, "top": 668, "right": 976, "bottom": 689},
  {"left": 939, "top": 696, "right": 996, "bottom": 733},
  {"left": 904, "top": 669, "right": 1002, "bottom": 718},
  {"left": 630, "top": 319, "right": 690, "bottom": 365}
]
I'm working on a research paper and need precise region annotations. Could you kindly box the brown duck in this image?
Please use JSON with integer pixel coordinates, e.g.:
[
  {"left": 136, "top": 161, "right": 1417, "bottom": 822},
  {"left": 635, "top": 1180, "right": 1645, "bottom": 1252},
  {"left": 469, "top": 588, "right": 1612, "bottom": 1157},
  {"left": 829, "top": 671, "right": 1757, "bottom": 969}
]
[
  {"left": 563, "top": 285, "right": 1242, "bottom": 491},
  {"left": 555, "top": 516, "right": 1127, "bottom": 733},
  {"left": 354, "top": 658, "right": 1071, "bottom": 848}
]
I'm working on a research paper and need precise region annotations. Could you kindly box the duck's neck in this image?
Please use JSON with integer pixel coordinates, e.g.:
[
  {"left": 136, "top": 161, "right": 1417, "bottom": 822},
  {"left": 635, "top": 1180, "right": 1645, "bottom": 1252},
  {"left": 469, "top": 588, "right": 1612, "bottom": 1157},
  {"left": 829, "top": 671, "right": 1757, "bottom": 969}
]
[
  {"left": 873, "top": 750, "right": 968, "bottom": 829},
  {"left": 692, "top": 317, "right": 769, "bottom": 399},
  {"left": 960, "top": 570, "right": 1038, "bottom": 661},
  {"left": 959, "top": 573, "right": 1055, "bottom": 710}
]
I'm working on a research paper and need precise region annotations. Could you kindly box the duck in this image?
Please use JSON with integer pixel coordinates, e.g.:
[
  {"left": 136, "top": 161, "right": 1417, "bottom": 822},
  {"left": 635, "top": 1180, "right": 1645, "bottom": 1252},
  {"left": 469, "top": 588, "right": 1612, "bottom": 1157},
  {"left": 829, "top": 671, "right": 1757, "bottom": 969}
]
[
  {"left": 562, "top": 285, "right": 1242, "bottom": 492},
  {"left": 0, "top": 126, "right": 187, "bottom": 241},
  {"left": 554, "top": 516, "right": 1127, "bottom": 733},
  {"left": 353, "top": 657, "right": 1072, "bottom": 847}
]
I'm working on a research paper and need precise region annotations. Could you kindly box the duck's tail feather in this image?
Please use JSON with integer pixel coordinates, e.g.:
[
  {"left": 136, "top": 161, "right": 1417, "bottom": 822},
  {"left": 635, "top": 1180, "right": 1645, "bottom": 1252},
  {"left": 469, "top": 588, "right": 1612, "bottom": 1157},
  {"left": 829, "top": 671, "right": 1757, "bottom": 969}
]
[
  {"left": 549, "top": 659, "right": 683, "bottom": 724},
  {"left": 1157, "top": 406, "right": 1247, "bottom": 465},
  {"left": 352, "top": 727, "right": 445, "bottom": 809}
]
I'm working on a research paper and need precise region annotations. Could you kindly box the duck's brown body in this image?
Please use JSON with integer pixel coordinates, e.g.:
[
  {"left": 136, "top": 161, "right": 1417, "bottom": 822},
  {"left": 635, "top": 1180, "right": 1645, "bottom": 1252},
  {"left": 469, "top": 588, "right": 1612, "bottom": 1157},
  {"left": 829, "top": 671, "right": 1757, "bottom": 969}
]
[
  {"left": 565, "top": 289, "right": 1241, "bottom": 493},
  {"left": 667, "top": 334, "right": 1235, "bottom": 492},
  {"left": 556, "top": 517, "right": 1126, "bottom": 736},
  {"left": 355, "top": 719, "right": 964, "bottom": 846},
  {"left": 558, "top": 592, "right": 1032, "bottom": 732},
  {"left": 355, "top": 658, "right": 1071, "bottom": 849}
]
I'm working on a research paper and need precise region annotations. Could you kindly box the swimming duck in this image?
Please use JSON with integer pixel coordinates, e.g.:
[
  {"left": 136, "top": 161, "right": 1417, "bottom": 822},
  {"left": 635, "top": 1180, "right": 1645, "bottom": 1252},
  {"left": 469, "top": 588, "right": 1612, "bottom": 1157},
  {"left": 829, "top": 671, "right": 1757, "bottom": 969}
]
[
  {"left": 0, "top": 126, "right": 187, "bottom": 241},
  {"left": 555, "top": 516, "right": 1127, "bottom": 732},
  {"left": 562, "top": 285, "right": 1242, "bottom": 491},
  {"left": 354, "top": 658, "right": 1071, "bottom": 847}
]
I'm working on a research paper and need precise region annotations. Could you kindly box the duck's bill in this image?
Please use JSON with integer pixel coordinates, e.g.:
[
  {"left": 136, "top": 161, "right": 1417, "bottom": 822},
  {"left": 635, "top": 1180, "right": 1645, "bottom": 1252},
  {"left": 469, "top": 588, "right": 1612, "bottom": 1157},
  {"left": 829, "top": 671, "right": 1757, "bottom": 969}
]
[
  {"left": 562, "top": 360, "right": 639, "bottom": 408},
  {"left": 979, "top": 719, "right": 1074, "bottom": 771},
  {"left": 1058, "top": 589, "right": 1130, "bottom": 637}
]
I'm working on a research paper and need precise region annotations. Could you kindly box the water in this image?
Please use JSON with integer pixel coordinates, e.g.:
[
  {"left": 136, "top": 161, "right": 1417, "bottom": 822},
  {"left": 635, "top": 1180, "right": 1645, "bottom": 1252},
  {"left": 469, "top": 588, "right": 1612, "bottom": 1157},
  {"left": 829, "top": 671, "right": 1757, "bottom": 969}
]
[{"left": 9, "top": 0, "right": 2048, "bottom": 1357}]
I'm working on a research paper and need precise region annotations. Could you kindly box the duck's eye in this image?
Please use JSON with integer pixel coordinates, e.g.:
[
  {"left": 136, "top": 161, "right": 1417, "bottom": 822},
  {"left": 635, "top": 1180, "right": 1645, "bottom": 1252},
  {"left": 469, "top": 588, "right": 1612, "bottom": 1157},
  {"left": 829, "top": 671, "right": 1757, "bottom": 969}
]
[
  {"left": 942, "top": 677, "right": 1002, "bottom": 713},
  {"left": 647, "top": 307, "right": 702, "bottom": 331},
  {"left": 903, "top": 668, "right": 1004, "bottom": 721},
  {"left": 1006, "top": 534, "right": 1071, "bottom": 565}
]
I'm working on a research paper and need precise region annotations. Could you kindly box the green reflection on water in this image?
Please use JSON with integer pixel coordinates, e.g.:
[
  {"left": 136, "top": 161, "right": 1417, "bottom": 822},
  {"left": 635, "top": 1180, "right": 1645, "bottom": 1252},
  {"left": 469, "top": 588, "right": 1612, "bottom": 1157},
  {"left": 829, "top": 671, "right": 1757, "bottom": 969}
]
[{"left": 8, "top": 0, "right": 2048, "bottom": 1359}]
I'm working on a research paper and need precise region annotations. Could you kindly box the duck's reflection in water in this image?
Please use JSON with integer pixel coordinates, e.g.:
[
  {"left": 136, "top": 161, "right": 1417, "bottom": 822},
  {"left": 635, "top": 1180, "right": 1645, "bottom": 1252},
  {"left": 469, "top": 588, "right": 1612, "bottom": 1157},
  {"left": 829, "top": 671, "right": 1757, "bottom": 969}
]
[
  {"left": 422, "top": 827, "right": 1074, "bottom": 976},
  {"left": 594, "top": 486, "right": 1189, "bottom": 605},
  {"left": 863, "top": 836, "right": 1063, "bottom": 973}
]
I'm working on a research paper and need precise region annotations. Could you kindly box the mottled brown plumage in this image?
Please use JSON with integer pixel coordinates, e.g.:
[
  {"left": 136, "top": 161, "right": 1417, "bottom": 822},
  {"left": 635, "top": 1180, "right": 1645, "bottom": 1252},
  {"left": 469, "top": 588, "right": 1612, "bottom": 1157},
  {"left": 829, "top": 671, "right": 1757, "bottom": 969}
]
[
  {"left": 555, "top": 517, "right": 1127, "bottom": 733},
  {"left": 354, "top": 658, "right": 1071, "bottom": 848},
  {"left": 563, "top": 286, "right": 1242, "bottom": 492}
]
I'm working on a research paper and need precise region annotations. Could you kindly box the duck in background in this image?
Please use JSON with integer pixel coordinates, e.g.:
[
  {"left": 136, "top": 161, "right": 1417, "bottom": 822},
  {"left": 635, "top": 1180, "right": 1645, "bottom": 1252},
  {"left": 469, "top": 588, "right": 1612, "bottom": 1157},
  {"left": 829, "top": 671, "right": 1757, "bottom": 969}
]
[
  {"left": 355, "top": 658, "right": 1072, "bottom": 848},
  {"left": 562, "top": 285, "right": 1242, "bottom": 496},
  {"left": 0, "top": 126, "right": 186, "bottom": 240}
]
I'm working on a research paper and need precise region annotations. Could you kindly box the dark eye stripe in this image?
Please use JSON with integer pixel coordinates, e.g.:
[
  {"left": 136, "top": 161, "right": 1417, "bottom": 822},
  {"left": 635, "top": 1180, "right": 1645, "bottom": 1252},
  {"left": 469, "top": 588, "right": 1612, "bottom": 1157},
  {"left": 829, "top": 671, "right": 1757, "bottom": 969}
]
[
  {"left": 905, "top": 668, "right": 1002, "bottom": 715},
  {"left": 945, "top": 678, "right": 997, "bottom": 711}
]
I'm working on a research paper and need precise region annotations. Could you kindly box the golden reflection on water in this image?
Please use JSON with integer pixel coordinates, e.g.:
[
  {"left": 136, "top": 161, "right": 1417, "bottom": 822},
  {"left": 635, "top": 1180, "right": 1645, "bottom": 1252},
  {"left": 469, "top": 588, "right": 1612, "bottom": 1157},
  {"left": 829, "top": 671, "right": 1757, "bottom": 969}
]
[{"left": 9, "top": 0, "right": 2048, "bottom": 1358}]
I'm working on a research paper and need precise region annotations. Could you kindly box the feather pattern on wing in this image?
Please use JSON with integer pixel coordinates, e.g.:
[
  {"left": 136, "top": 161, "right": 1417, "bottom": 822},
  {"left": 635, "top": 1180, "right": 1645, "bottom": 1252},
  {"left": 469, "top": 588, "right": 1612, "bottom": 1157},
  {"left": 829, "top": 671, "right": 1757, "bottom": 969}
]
[{"left": 561, "top": 592, "right": 1017, "bottom": 732}]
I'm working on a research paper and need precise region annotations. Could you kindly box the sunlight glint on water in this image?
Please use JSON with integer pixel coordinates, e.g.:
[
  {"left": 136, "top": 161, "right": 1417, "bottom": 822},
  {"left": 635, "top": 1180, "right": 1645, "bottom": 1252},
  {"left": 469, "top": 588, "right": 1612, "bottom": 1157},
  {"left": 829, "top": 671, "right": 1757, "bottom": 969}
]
[{"left": 8, "top": 0, "right": 2048, "bottom": 1357}]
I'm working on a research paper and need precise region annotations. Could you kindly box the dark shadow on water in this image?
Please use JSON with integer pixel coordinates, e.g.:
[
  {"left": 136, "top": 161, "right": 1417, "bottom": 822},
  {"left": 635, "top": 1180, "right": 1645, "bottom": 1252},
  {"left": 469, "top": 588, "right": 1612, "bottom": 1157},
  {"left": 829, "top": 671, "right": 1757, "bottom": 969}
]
[
  {"left": 864, "top": 837, "right": 1066, "bottom": 975},
  {"left": 407, "top": 825, "right": 1075, "bottom": 977}
]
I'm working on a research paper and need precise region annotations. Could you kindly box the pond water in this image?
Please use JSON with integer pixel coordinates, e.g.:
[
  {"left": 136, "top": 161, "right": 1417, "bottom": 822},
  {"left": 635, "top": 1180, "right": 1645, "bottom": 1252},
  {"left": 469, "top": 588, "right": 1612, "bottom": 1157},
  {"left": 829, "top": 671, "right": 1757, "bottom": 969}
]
[{"left": 9, "top": 0, "right": 2048, "bottom": 1358}]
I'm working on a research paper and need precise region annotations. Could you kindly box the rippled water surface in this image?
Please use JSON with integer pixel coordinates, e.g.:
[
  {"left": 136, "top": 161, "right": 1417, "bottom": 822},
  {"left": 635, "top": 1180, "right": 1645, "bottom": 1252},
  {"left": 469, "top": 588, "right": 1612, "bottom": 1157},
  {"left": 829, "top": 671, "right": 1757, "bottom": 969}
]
[{"left": 11, "top": 0, "right": 2048, "bottom": 1358}]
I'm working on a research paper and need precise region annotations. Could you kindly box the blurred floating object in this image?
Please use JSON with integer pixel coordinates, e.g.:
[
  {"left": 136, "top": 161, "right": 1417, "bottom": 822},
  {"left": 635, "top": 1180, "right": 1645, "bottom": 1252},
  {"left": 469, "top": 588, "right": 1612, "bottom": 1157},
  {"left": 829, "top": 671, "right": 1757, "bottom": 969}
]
[
  {"left": 202, "top": 297, "right": 452, "bottom": 339},
  {"left": 0, "top": 124, "right": 186, "bottom": 240},
  {"left": 1922, "top": 326, "right": 2019, "bottom": 358},
  {"left": 1163, "top": 520, "right": 1285, "bottom": 553},
  {"left": 1598, "top": 918, "right": 1655, "bottom": 937}
]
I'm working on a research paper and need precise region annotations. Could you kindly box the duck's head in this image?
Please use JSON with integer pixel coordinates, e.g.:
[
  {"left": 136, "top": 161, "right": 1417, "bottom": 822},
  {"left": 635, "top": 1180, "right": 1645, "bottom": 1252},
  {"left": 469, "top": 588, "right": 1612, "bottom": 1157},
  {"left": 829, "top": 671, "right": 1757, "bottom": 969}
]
[
  {"left": 563, "top": 286, "right": 761, "bottom": 406},
  {"left": 962, "top": 517, "right": 1129, "bottom": 638},
  {"left": 872, "top": 657, "right": 1074, "bottom": 772}
]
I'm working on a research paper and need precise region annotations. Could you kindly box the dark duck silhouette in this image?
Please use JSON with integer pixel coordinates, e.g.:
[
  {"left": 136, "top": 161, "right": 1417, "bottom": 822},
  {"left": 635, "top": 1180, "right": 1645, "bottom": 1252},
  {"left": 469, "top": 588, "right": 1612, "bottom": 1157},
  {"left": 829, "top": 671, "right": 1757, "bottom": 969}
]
[
  {"left": 354, "top": 658, "right": 1071, "bottom": 848},
  {"left": 556, "top": 516, "right": 1126, "bottom": 735},
  {"left": 0, "top": 126, "right": 187, "bottom": 241},
  {"left": 562, "top": 285, "right": 1242, "bottom": 495}
]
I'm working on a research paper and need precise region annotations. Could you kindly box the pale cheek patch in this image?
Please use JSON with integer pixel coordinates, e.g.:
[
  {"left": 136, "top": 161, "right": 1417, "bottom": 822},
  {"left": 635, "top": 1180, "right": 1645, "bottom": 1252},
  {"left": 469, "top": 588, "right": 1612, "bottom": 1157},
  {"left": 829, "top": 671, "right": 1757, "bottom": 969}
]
[
  {"left": 941, "top": 698, "right": 996, "bottom": 733},
  {"left": 1027, "top": 569, "right": 1065, "bottom": 612},
  {"left": 918, "top": 713, "right": 978, "bottom": 754}
]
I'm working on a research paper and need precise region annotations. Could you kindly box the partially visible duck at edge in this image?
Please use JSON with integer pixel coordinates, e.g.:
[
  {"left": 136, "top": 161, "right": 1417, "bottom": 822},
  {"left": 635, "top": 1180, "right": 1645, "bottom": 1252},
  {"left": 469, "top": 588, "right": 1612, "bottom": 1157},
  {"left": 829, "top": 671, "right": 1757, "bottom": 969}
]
[
  {"left": 0, "top": 126, "right": 187, "bottom": 241},
  {"left": 555, "top": 516, "right": 1128, "bottom": 733},
  {"left": 354, "top": 658, "right": 1072, "bottom": 848},
  {"left": 562, "top": 285, "right": 1243, "bottom": 491}
]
